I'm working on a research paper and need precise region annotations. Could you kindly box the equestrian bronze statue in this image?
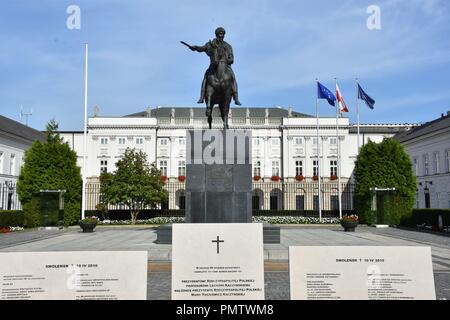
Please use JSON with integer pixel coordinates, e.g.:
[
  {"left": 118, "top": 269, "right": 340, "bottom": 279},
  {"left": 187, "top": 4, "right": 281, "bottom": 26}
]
[{"left": 181, "top": 27, "right": 241, "bottom": 129}]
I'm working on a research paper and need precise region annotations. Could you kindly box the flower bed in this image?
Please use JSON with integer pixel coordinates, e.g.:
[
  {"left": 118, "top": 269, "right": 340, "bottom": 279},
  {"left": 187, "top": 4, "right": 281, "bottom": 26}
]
[
  {"left": 253, "top": 216, "right": 340, "bottom": 225},
  {"left": 98, "top": 216, "right": 185, "bottom": 225},
  {"left": 95, "top": 216, "right": 340, "bottom": 225}
]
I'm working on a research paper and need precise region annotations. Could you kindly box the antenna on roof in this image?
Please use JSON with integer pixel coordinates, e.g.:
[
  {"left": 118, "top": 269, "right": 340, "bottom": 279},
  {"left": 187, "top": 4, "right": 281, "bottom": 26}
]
[{"left": 20, "top": 105, "right": 33, "bottom": 126}]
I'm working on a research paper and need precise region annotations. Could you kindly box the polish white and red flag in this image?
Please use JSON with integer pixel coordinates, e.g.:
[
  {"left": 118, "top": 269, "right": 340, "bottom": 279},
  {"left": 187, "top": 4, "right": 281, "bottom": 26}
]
[{"left": 336, "top": 84, "right": 349, "bottom": 113}]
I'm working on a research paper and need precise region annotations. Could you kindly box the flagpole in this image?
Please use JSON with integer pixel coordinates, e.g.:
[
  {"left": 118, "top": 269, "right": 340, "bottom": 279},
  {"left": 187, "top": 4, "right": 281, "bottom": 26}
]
[
  {"left": 316, "top": 79, "right": 322, "bottom": 222},
  {"left": 356, "top": 78, "right": 360, "bottom": 153},
  {"left": 335, "top": 79, "right": 343, "bottom": 220},
  {"left": 81, "top": 43, "right": 88, "bottom": 220}
]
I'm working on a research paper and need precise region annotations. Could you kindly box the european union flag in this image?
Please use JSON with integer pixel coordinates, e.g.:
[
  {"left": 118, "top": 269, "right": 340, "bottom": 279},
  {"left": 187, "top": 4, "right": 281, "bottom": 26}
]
[
  {"left": 358, "top": 84, "right": 375, "bottom": 109},
  {"left": 317, "top": 82, "right": 336, "bottom": 106}
]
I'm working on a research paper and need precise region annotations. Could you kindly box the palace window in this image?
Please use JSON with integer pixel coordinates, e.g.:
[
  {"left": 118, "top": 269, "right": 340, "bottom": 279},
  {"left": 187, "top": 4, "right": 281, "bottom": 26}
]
[
  {"left": 160, "top": 139, "right": 168, "bottom": 146},
  {"left": 253, "top": 161, "right": 261, "bottom": 177},
  {"left": 179, "top": 138, "right": 186, "bottom": 145},
  {"left": 330, "top": 160, "right": 337, "bottom": 177},
  {"left": 0, "top": 151, "right": 3, "bottom": 174},
  {"left": 295, "top": 160, "right": 303, "bottom": 176},
  {"left": 159, "top": 160, "right": 168, "bottom": 176},
  {"left": 118, "top": 137, "right": 126, "bottom": 145},
  {"left": 313, "top": 160, "right": 319, "bottom": 176},
  {"left": 252, "top": 195, "right": 261, "bottom": 210},
  {"left": 312, "top": 137, "right": 318, "bottom": 145},
  {"left": 295, "top": 137, "right": 303, "bottom": 145},
  {"left": 9, "top": 154, "right": 16, "bottom": 176},
  {"left": 296, "top": 195, "right": 305, "bottom": 210},
  {"left": 136, "top": 137, "right": 144, "bottom": 145},
  {"left": 331, "top": 195, "right": 339, "bottom": 211},
  {"left": 178, "top": 160, "right": 186, "bottom": 176},
  {"left": 433, "top": 152, "right": 440, "bottom": 174},
  {"left": 272, "top": 161, "right": 280, "bottom": 176},
  {"left": 329, "top": 137, "right": 337, "bottom": 145},
  {"left": 313, "top": 195, "right": 319, "bottom": 211},
  {"left": 271, "top": 138, "right": 279, "bottom": 146},
  {"left": 423, "top": 154, "right": 429, "bottom": 175},
  {"left": 100, "top": 160, "right": 108, "bottom": 174},
  {"left": 253, "top": 138, "right": 261, "bottom": 147},
  {"left": 413, "top": 158, "right": 418, "bottom": 175},
  {"left": 446, "top": 150, "right": 450, "bottom": 173},
  {"left": 100, "top": 137, "right": 108, "bottom": 145}
]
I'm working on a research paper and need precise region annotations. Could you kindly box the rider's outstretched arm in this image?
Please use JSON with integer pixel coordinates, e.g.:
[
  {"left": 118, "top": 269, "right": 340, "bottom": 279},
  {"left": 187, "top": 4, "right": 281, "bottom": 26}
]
[{"left": 192, "top": 42, "right": 209, "bottom": 52}]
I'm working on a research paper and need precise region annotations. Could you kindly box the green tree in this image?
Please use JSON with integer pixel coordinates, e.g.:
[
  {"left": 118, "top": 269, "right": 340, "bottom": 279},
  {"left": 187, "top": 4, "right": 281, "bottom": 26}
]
[
  {"left": 100, "top": 148, "right": 167, "bottom": 224},
  {"left": 17, "top": 119, "right": 82, "bottom": 227},
  {"left": 354, "top": 138, "right": 416, "bottom": 225}
]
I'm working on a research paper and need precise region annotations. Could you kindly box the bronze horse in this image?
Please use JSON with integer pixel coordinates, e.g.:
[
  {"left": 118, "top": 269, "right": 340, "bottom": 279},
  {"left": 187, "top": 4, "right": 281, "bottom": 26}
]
[{"left": 204, "top": 59, "right": 233, "bottom": 129}]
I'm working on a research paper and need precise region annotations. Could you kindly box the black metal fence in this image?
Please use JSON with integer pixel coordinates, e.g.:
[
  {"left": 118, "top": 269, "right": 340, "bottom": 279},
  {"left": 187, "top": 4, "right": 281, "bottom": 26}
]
[
  {"left": 0, "top": 183, "right": 21, "bottom": 211},
  {"left": 84, "top": 181, "right": 356, "bottom": 220}
]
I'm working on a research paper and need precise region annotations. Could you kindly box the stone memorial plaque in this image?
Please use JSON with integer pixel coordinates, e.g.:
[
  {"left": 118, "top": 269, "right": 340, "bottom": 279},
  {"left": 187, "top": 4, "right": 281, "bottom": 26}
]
[
  {"left": 172, "top": 223, "right": 265, "bottom": 300},
  {"left": 0, "top": 251, "right": 147, "bottom": 300},
  {"left": 289, "top": 246, "right": 435, "bottom": 300}
]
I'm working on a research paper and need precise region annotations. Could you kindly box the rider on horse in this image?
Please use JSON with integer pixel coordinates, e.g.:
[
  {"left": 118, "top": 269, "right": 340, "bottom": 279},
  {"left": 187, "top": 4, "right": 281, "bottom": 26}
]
[{"left": 189, "top": 27, "right": 241, "bottom": 106}]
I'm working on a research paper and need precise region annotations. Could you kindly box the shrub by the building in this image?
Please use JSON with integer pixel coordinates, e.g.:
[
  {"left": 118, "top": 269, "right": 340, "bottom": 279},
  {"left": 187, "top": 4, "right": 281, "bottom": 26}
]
[
  {"left": 17, "top": 120, "right": 82, "bottom": 227},
  {"left": 354, "top": 138, "right": 416, "bottom": 225}
]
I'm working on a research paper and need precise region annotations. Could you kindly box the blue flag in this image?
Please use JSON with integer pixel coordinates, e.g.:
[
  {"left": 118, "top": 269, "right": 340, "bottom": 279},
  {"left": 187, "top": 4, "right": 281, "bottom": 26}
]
[
  {"left": 317, "top": 82, "right": 336, "bottom": 106},
  {"left": 358, "top": 84, "right": 375, "bottom": 109}
]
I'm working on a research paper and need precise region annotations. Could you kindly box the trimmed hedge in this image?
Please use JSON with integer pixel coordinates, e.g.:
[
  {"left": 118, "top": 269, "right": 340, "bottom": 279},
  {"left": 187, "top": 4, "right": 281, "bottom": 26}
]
[
  {"left": 0, "top": 211, "right": 24, "bottom": 228},
  {"left": 407, "top": 209, "right": 450, "bottom": 228}
]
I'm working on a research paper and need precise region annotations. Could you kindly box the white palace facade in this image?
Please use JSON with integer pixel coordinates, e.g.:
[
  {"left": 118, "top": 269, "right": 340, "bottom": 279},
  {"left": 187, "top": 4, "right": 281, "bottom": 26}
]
[{"left": 60, "top": 107, "right": 414, "bottom": 213}]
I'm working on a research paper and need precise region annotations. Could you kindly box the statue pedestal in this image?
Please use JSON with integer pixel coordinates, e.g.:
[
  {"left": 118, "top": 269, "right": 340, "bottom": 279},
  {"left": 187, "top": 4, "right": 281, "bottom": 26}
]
[
  {"left": 156, "top": 129, "right": 279, "bottom": 244},
  {"left": 185, "top": 129, "right": 252, "bottom": 223}
]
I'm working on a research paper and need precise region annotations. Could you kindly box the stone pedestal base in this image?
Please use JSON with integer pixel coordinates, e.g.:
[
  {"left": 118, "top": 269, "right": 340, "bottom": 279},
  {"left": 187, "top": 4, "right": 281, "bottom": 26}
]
[
  {"left": 186, "top": 130, "right": 252, "bottom": 223},
  {"left": 156, "top": 223, "right": 280, "bottom": 244}
]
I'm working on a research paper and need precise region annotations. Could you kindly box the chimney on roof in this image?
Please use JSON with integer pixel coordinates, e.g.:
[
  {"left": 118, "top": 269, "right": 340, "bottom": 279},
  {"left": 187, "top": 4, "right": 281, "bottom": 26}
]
[{"left": 288, "top": 107, "right": 293, "bottom": 118}]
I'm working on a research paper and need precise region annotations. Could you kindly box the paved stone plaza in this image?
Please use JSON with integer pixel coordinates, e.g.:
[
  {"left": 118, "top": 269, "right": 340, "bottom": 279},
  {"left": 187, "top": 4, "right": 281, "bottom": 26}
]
[{"left": 1, "top": 225, "right": 449, "bottom": 300}]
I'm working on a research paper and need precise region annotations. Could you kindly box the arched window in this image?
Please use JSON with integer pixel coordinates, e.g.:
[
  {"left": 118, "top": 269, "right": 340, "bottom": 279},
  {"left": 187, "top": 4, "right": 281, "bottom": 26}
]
[
  {"left": 176, "top": 190, "right": 186, "bottom": 210},
  {"left": 270, "top": 188, "right": 283, "bottom": 210},
  {"left": 252, "top": 189, "right": 264, "bottom": 210}
]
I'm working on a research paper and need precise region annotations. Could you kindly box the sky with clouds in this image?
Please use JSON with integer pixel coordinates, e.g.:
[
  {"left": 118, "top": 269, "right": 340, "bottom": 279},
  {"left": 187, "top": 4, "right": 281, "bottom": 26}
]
[{"left": 0, "top": 0, "right": 450, "bottom": 130}]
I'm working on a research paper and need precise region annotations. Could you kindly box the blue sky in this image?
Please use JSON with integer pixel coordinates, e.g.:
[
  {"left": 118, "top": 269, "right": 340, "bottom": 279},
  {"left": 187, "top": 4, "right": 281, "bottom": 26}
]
[{"left": 1, "top": 0, "right": 450, "bottom": 130}]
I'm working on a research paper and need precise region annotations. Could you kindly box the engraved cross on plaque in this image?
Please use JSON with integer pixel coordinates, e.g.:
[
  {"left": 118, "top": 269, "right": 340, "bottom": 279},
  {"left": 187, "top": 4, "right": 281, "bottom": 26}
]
[{"left": 212, "top": 236, "right": 224, "bottom": 254}]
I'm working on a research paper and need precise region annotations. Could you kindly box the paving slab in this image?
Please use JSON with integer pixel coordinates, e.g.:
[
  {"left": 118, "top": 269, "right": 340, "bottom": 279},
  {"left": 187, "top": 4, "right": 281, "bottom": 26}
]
[{"left": 2, "top": 225, "right": 450, "bottom": 300}]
